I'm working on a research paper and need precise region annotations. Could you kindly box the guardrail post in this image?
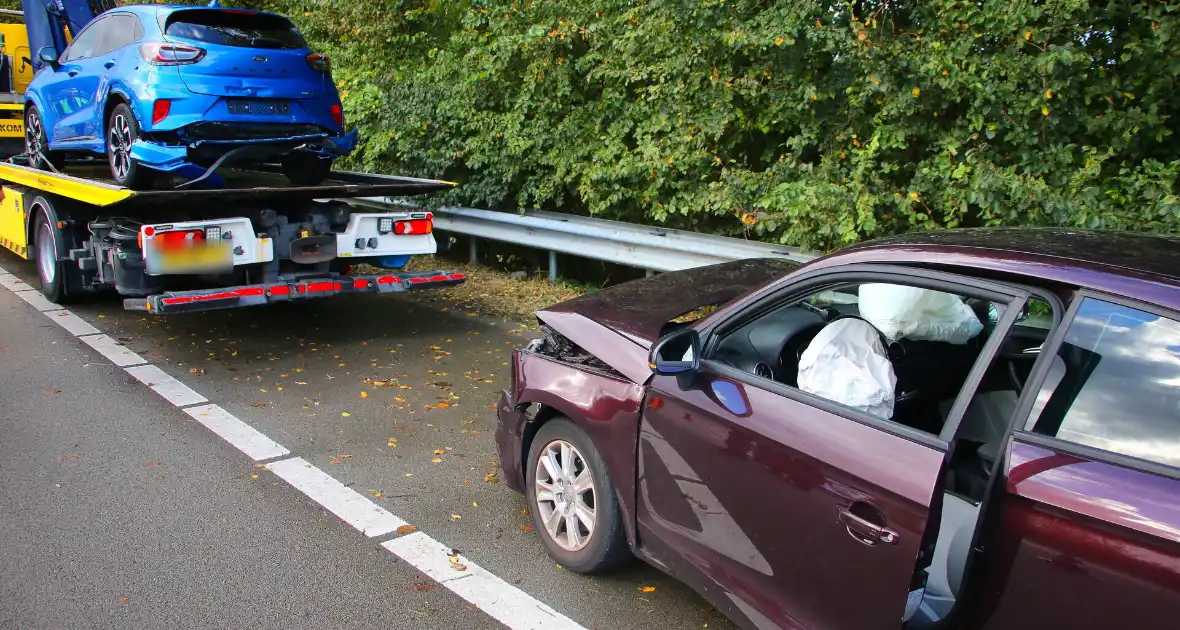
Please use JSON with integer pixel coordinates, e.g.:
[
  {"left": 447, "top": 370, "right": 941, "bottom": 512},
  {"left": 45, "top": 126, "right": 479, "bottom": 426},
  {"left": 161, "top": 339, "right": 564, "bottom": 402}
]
[
  {"left": 548, "top": 250, "right": 558, "bottom": 283},
  {"left": 645, "top": 269, "right": 654, "bottom": 277},
  {"left": 469, "top": 237, "right": 478, "bottom": 265}
]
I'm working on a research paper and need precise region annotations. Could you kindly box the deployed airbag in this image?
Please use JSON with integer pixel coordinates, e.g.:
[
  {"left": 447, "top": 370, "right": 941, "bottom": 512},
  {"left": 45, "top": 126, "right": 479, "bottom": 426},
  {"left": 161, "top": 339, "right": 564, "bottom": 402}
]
[
  {"left": 859, "top": 284, "right": 983, "bottom": 344},
  {"left": 798, "top": 318, "right": 897, "bottom": 419}
]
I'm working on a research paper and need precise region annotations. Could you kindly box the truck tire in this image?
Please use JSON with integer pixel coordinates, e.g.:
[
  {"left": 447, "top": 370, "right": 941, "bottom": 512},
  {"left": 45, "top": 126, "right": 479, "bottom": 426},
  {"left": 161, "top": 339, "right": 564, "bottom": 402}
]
[{"left": 33, "top": 210, "right": 68, "bottom": 303}]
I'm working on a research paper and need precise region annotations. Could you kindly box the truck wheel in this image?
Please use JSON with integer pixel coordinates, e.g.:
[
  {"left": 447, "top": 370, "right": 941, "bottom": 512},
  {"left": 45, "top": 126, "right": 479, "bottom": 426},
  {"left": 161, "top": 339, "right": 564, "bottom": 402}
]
[
  {"left": 34, "top": 213, "right": 68, "bottom": 303},
  {"left": 525, "top": 418, "right": 632, "bottom": 573},
  {"left": 107, "top": 103, "right": 151, "bottom": 189},
  {"left": 281, "top": 152, "right": 332, "bottom": 186},
  {"left": 25, "top": 106, "right": 64, "bottom": 172}
]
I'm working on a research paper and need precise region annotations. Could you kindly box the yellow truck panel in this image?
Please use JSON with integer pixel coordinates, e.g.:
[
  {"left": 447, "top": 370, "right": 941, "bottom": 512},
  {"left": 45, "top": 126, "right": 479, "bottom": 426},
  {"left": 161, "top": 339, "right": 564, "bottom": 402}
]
[{"left": 0, "top": 185, "right": 27, "bottom": 258}]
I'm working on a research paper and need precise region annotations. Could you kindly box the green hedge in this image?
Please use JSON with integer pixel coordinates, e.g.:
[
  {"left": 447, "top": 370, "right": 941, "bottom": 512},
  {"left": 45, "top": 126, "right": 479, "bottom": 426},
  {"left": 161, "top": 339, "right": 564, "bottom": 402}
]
[{"left": 239, "top": 2, "right": 1180, "bottom": 249}]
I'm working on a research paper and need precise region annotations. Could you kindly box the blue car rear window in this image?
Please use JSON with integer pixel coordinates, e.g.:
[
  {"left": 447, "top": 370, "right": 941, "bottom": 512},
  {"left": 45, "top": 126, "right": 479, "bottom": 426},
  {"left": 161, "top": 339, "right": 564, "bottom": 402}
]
[{"left": 164, "top": 10, "right": 307, "bottom": 50}]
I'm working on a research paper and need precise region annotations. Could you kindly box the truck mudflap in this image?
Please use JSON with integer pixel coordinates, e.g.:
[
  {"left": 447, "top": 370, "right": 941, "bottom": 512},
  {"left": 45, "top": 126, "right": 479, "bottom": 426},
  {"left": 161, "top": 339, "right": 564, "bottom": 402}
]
[{"left": 124, "top": 270, "right": 466, "bottom": 315}]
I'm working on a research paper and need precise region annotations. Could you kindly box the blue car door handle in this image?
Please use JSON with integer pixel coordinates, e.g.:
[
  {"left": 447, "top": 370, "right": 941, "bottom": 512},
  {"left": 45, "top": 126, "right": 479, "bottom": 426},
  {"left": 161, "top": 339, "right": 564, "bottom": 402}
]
[
  {"left": 67, "top": 69, "right": 79, "bottom": 77},
  {"left": 103, "top": 60, "right": 115, "bottom": 69}
]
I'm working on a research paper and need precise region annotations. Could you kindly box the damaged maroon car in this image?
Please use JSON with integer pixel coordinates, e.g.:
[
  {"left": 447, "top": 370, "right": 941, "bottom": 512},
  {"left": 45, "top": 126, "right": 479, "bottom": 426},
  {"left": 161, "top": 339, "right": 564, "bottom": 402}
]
[{"left": 494, "top": 228, "right": 1180, "bottom": 630}]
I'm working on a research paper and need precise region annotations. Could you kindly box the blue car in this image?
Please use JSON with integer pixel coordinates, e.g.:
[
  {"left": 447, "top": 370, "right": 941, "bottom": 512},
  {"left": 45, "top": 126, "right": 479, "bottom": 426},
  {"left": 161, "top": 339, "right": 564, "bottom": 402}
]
[{"left": 23, "top": 4, "right": 357, "bottom": 188}]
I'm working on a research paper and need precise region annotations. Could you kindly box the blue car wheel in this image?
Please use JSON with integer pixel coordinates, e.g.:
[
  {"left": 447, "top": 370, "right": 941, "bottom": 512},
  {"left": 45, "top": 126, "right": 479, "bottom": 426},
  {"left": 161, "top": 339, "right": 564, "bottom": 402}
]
[
  {"left": 25, "top": 106, "right": 64, "bottom": 172},
  {"left": 107, "top": 103, "right": 152, "bottom": 188}
]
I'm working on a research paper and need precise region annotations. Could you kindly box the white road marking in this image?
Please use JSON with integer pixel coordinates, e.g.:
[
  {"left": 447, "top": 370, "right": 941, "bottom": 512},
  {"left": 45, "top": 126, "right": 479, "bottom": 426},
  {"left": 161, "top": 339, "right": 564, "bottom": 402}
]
[
  {"left": 0, "top": 262, "right": 7, "bottom": 273},
  {"left": 125, "top": 364, "right": 207, "bottom": 407},
  {"left": 183, "top": 404, "right": 290, "bottom": 461},
  {"left": 0, "top": 273, "right": 34, "bottom": 292},
  {"left": 45, "top": 309, "right": 101, "bottom": 336},
  {"left": 14, "top": 288, "right": 63, "bottom": 312},
  {"left": 0, "top": 268, "right": 594, "bottom": 630},
  {"left": 79, "top": 333, "right": 147, "bottom": 367},
  {"left": 266, "top": 457, "right": 406, "bottom": 537},
  {"left": 383, "top": 532, "right": 589, "bottom": 630}
]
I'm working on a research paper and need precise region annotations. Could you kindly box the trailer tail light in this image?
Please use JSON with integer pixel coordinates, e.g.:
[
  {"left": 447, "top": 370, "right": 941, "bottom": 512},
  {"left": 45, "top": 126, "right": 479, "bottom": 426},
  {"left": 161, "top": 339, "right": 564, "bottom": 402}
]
[
  {"left": 307, "top": 53, "right": 331, "bottom": 74},
  {"left": 158, "top": 229, "right": 205, "bottom": 246},
  {"left": 140, "top": 42, "right": 206, "bottom": 65},
  {"left": 393, "top": 218, "right": 432, "bottom": 235},
  {"left": 152, "top": 100, "right": 171, "bottom": 125},
  {"left": 330, "top": 103, "right": 344, "bottom": 128}
]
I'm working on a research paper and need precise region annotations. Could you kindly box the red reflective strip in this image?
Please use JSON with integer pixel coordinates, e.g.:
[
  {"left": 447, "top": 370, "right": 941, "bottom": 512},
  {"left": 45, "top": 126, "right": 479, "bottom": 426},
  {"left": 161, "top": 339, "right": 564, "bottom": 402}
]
[
  {"left": 376, "top": 276, "right": 401, "bottom": 285},
  {"left": 161, "top": 296, "right": 192, "bottom": 305},
  {"left": 353, "top": 279, "right": 369, "bottom": 289},
  {"left": 270, "top": 285, "right": 290, "bottom": 296},
  {"left": 304, "top": 281, "right": 340, "bottom": 293},
  {"left": 447, "top": 273, "right": 465, "bottom": 281},
  {"left": 237, "top": 287, "right": 266, "bottom": 297}
]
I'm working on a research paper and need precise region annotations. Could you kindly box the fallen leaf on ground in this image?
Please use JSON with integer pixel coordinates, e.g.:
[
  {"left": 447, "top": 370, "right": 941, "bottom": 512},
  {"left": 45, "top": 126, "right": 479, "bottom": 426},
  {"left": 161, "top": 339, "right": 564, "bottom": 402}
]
[
  {"left": 638, "top": 586, "right": 657, "bottom": 593},
  {"left": 360, "top": 391, "right": 368, "bottom": 398},
  {"left": 341, "top": 412, "right": 351, "bottom": 417},
  {"left": 433, "top": 449, "right": 445, "bottom": 455},
  {"left": 251, "top": 402, "right": 266, "bottom": 407},
  {"left": 250, "top": 473, "right": 259, "bottom": 479},
  {"left": 118, "top": 597, "right": 128, "bottom": 604},
  {"left": 388, "top": 437, "right": 398, "bottom": 447},
  {"left": 338, "top": 453, "right": 353, "bottom": 459},
  {"left": 414, "top": 582, "right": 434, "bottom": 591},
  {"left": 431, "top": 457, "right": 442, "bottom": 463},
  {"left": 450, "top": 513, "right": 461, "bottom": 520},
  {"left": 56, "top": 454, "right": 80, "bottom": 462},
  {"left": 145, "top": 461, "right": 160, "bottom": 469},
  {"left": 396, "top": 525, "right": 418, "bottom": 535},
  {"left": 520, "top": 524, "right": 534, "bottom": 532},
  {"left": 330, "top": 458, "right": 341, "bottom": 465},
  {"left": 451, "top": 563, "right": 468, "bottom": 572}
]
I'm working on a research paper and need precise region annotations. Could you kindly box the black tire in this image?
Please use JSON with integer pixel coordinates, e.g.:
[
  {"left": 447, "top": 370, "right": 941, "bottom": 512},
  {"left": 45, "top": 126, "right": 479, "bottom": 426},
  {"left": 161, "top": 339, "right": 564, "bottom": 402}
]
[
  {"left": 525, "top": 417, "right": 631, "bottom": 573},
  {"left": 106, "top": 103, "right": 151, "bottom": 188},
  {"left": 25, "top": 106, "right": 64, "bottom": 171},
  {"left": 33, "top": 211, "right": 67, "bottom": 303},
  {"left": 281, "top": 151, "right": 333, "bottom": 185}
]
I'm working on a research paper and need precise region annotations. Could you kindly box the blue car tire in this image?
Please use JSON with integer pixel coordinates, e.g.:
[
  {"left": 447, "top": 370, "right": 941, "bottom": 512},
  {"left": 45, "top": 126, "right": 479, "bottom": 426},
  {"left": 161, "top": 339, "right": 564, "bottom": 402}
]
[
  {"left": 107, "top": 103, "right": 152, "bottom": 189},
  {"left": 25, "top": 106, "right": 63, "bottom": 172}
]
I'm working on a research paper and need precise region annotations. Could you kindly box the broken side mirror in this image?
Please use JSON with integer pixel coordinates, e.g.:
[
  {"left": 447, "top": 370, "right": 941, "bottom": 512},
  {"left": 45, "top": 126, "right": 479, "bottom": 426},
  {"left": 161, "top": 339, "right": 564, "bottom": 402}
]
[
  {"left": 649, "top": 327, "right": 700, "bottom": 375},
  {"left": 37, "top": 47, "right": 60, "bottom": 70}
]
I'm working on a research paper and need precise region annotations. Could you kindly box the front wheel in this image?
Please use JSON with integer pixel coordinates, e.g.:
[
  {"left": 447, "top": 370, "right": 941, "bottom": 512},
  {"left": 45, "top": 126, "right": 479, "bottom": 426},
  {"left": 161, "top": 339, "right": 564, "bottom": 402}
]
[
  {"left": 525, "top": 418, "right": 631, "bottom": 573},
  {"left": 25, "top": 106, "right": 63, "bottom": 171},
  {"left": 107, "top": 103, "right": 151, "bottom": 189}
]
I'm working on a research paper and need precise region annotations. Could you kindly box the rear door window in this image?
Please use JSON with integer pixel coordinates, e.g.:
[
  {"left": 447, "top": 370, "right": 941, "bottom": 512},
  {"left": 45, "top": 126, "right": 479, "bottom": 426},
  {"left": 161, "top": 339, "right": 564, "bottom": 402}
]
[
  {"left": 1030, "top": 297, "right": 1180, "bottom": 468},
  {"left": 164, "top": 10, "right": 307, "bottom": 50},
  {"left": 95, "top": 14, "right": 143, "bottom": 57},
  {"left": 62, "top": 17, "right": 107, "bottom": 61}
]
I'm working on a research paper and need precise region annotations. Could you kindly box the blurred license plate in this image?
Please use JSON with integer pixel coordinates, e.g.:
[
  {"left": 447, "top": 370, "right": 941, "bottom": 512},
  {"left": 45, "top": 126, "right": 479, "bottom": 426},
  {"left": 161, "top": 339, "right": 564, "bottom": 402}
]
[{"left": 147, "top": 241, "right": 233, "bottom": 275}]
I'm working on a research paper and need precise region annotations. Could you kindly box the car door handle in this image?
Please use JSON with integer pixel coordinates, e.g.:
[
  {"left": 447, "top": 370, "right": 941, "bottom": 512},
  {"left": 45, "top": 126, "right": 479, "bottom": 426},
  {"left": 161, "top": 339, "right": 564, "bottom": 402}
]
[
  {"left": 839, "top": 507, "right": 900, "bottom": 546},
  {"left": 103, "top": 60, "right": 115, "bottom": 69},
  {"left": 67, "top": 70, "right": 78, "bottom": 77}
]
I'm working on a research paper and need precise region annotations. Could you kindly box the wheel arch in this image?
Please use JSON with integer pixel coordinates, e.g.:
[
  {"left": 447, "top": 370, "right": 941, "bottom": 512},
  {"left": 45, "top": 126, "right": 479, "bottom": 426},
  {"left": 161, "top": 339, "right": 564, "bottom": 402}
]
[{"left": 102, "top": 90, "right": 133, "bottom": 138}]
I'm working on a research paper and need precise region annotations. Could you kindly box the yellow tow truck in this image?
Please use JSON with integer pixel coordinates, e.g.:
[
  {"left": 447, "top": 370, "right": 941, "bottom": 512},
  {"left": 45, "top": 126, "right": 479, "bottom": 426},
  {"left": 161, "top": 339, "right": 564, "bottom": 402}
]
[{"left": 0, "top": 9, "right": 33, "bottom": 156}]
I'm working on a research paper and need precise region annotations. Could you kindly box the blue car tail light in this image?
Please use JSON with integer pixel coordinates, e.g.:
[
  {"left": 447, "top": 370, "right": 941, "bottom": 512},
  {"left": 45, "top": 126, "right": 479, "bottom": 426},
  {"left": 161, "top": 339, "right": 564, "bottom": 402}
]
[
  {"left": 139, "top": 42, "right": 206, "bottom": 65},
  {"left": 306, "top": 53, "right": 331, "bottom": 74},
  {"left": 152, "top": 100, "right": 171, "bottom": 125}
]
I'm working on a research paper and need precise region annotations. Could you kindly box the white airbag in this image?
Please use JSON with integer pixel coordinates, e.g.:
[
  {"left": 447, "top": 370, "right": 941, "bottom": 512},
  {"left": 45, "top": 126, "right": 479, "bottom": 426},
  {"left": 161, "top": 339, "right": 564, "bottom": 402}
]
[
  {"left": 858, "top": 284, "right": 983, "bottom": 344},
  {"left": 798, "top": 318, "right": 897, "bottom": 419}
]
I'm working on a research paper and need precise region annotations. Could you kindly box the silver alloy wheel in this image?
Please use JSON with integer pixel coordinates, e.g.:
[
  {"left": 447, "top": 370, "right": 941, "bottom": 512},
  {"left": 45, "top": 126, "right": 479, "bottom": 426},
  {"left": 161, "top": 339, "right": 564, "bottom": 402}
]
[
  {"left": 26, "top": 110, "right": 44, "bottom": 163},
  {"left": 534, "top": 439, "right": 597, "bottom": 552},
  {"left": 108, "top": 114, "right": 132, "bottom": 181},
  {"left": 37, "top": 220, "right": 55, "bottom": 286}
]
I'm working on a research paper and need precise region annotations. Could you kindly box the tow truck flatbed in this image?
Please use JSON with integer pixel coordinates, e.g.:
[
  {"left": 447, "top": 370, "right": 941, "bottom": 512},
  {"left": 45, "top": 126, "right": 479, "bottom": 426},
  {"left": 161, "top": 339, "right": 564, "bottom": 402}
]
[{"left": 0, "top": 160, "right": 456, "bottom": 209}]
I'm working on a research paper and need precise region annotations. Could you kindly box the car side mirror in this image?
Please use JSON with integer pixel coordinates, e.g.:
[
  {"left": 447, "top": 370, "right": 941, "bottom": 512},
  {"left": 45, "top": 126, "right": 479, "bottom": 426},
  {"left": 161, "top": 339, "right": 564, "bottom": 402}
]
[
  {"left": 37, "top": 47, "right": 59, "bottom": 70},
  {"left": 649, "top": 328, "right": 700, "bottom": 375}
]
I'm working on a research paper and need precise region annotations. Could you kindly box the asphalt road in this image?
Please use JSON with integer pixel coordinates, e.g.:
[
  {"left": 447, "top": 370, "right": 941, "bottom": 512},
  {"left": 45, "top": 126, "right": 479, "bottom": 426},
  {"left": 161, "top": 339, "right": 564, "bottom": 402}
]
[{"left": 0, "top": 252, "right": 735, "bottom": 630}]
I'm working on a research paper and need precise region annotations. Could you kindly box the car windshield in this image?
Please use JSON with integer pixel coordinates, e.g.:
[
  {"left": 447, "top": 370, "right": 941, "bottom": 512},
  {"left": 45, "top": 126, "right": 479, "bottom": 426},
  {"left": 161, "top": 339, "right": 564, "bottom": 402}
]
[{"left": 164, "top": 10, "right": 307, "bottom": 50}]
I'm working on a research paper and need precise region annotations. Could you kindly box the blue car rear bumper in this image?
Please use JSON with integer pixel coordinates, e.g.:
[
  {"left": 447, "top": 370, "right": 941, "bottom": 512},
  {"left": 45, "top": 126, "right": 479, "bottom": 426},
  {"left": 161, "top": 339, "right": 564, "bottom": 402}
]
[{"left": 128, "top": 128, "right": 359, "bottom": 173}]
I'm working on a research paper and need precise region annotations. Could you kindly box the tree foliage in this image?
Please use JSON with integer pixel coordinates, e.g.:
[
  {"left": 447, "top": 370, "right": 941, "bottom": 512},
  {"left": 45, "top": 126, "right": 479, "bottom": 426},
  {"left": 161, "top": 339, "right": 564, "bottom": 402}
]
[{"left": 249, "top": 0, "right": 1179, "bottom": 250}]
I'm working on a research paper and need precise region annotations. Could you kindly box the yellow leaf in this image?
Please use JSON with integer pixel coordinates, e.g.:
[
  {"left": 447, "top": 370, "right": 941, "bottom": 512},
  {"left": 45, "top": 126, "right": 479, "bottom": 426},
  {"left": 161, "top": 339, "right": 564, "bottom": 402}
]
[
  {"left": 433, "top": 449, "right": 445, "bottom": 455},
  {"left": 374, "top": 492, "right": 382, "bottom": 498},
  {"left": 450, "top": 513, "right": 461, "bottom": 520},
  {"left": 1045, "top": 89, "right": 1053, "bottom": 99},
  {"left": 388, "top": 437, "right": 398, "bottom": 447},
  {"left": 432, "top": 457, "right": 442, "bottom": 463},
  {"left": 396, "top": 525, "right": 418, "bottom": 535},
  {"left": 342, "top": 412, "right": 351, "bottom": 417},
  {"left": 911, "top": 88, "right": 920, "bottom": 97},
  {"left": 638, "top": 586, "right": 657, "bottom": 593},
  {"left": 774, "top": 37, "right": 785, "bottom": 46},
  {"left": 250, "top": 473, "right": 259, "bottom": 479},
  {"left": 1024, "top": 30, "right": 1031, "bottom": 41},
  {"left": 1042, "top": 106, "right": 1049, "bottom": 116},
  {"left": 908, "top": 191, "right": 919, "bottom": 201},
  {"left": 360, "top": 391, "right": 368, "bottom": 398}
]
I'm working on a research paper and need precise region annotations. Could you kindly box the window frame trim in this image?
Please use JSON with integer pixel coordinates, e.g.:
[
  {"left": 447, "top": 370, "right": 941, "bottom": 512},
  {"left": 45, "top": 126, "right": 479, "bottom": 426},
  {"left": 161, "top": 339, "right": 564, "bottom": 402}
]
[
  {"left": 1012, "top": 288, "right": 1180, "bottom": 476},
  {"left": 697, "top": 263, "right": 1034, "bottom": 451}
]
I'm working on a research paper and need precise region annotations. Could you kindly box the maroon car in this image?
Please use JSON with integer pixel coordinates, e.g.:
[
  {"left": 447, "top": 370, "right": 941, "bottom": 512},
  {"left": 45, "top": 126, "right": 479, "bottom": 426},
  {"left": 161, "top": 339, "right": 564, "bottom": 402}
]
[{"left": 494, "top": 228, "right": 1180, "bottom": 630}]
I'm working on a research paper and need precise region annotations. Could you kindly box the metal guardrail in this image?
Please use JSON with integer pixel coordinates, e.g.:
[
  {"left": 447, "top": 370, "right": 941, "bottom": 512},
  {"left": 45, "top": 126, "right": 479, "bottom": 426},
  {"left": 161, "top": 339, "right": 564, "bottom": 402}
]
[{"left": 357, "top": 198, "right": 818, "bottom": 279}]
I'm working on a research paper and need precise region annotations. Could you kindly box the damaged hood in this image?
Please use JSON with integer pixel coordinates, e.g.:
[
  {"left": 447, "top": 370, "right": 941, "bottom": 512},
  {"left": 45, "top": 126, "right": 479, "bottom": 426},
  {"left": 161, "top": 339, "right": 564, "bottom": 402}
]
[{"left": 535, "top": 259, "right": 796, "bottom": 384}]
